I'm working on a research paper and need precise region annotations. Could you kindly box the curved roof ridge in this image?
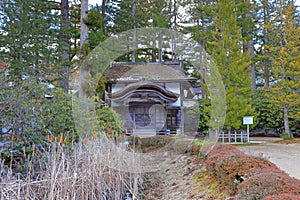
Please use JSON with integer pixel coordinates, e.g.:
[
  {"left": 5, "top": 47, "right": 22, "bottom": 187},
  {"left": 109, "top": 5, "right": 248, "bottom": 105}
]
[{"left": 109, "top": 81, "right": 179, "bottom": 103}]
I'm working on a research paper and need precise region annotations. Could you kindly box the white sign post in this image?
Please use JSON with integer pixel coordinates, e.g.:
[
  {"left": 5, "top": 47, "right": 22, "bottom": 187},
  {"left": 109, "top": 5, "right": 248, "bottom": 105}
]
[{"left": 243, "top": 116, "right": 253, "bottom": 143}]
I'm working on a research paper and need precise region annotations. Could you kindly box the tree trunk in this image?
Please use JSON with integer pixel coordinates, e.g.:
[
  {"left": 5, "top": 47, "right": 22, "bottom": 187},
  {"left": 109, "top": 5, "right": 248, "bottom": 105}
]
[
  {"left": 79, "top": 68, "right": 89, "bottom": 97},
  {"left": 264, "top": 59, "right": 270, "bottom": 87},
  {"left": 248, "top": 39, "right": 256, "bottom": 91},
  {"left": 131, "top": 0, "right": 136, "bottom": 62},
  {"left": 59, "top": 0, "right": 70, "bottom": 93},
  {"left": 262, "top": 0, "right": 270, "bottom": 87},
  {"left": 101, "top": 0, "right": 106, "bottom": 30},
  {"left": 283, "top": 104, "right": 291, "bottom": 136},
  {"left": 242, "top": 0, "right": 256, "bottom": 91},
  {"left": 172, "top": 0, "right": 177, "bottom": 62},
  {"left": 80, "top": 0, "right": 88, "bottom": 48},
  {"left": 158, "top": 30, "right": 162, "bottom": 62}
]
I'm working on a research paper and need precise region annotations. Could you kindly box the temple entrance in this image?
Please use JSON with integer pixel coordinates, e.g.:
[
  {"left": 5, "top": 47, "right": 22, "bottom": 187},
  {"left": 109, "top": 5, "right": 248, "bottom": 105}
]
[
  {"left": 128, "top": 102, "right": 180, "bottom": 134},
  {"left": 128, "top": 103, "right": 168, "bottom": 134},
  {"left": 130, "top": 104, "right": 151, "bottom": 127}
]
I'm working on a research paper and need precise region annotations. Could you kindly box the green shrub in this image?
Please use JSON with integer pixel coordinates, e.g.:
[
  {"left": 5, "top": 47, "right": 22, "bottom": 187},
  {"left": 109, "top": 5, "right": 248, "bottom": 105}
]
[
  {"left": 280, "top": 132, "right": 294, "bottom": 139},
  {"left": 96, "top": 106, "right": 124, "bottom": 135},
  {"left": 0, "top": 76, "right": 77, "bottom": 165},
  {"left": 187, "top": 99, "right": 211, "bottom": 134}
]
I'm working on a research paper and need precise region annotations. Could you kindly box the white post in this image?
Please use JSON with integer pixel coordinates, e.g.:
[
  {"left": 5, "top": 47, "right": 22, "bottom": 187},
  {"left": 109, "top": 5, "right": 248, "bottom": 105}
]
[
  {"left": 234, "top": 131, "right": 237, "bottom": 143},
  {"left": 241, "top": 131, "right": 243, "bottom": 143},
  {"left": 247, "top": 124, "right": 250, "bottom": 143},
  {"left": 222, "top": 131, "right": 224, "bottom": 143}
]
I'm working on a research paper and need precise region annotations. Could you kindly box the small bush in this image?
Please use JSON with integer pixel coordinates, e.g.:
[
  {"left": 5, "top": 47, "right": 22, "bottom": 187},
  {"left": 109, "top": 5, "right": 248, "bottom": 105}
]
[
  {"left": 140, "top": 136, "right": 173, "bottom": 148},
  {"left": 187, "top": 144, "right": 201, "bottom": 156},
  {"left": 204, "top": 144, "right": 293, "bottom": 195},
  {"left": 127, "top": 135, "right": 173, "bottom": 153},
  {"left": 172, "top": 139, "right": 192, "bottom": 154},
  {"left": 237, "top": 172, "right": 300, "bottom": 199},
  {"left": 280, "top": 132, "right": 294, "bottom": 139}
]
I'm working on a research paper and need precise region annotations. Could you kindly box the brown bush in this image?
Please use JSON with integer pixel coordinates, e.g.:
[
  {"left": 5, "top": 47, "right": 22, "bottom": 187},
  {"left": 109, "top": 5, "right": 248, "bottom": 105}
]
[
  {"left": 187, "top": 144, "right": 201, "bottom": 156},
  {"left": 140, "top": 135, "right": 173, "bottom": 148},
  {"left": 263, "top": 193, "right": 300, "bottom": 200},
  {"left": 127, "top": 135, "right": 173, "bottom": 152},
  {"left": 170, "top": 139, "right": 194, "bottom": 154},
  {"left": 236, "top": 172, "right": 300, "bottom": 199},
  {"left": 204, "top": 144, "right": 298, "bottom": 196}
]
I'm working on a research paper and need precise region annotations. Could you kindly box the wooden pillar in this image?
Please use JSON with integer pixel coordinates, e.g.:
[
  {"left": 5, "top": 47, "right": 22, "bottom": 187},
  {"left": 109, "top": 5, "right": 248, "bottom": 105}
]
[{"left": 180, "top": 106, "right": 184, "bottom": 134}]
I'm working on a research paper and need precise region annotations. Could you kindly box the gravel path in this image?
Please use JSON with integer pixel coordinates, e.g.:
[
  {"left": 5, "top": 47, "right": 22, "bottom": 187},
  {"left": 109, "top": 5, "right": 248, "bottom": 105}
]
[{"left": 237, "top": 139, "right": 300, "bottom": 179}]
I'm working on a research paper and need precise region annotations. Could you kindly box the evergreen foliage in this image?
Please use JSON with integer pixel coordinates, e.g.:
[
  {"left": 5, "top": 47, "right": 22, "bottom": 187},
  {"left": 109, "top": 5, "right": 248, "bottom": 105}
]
[
  {"left": 207, "top": 0, "right": 255, "bottom": 130},
  {"left": 266, "top": 1, "right": 300, "bottom": 136},
  {"left": 0, "top": 0, "right": 59, "bottom": 79}
]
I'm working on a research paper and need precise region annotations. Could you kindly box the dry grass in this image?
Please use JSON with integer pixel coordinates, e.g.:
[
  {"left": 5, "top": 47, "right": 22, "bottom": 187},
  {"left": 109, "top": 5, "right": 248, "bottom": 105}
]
[
  {"left": 272, "top": 138, "right": 300, "bottom": 144},
  {"left": 0, "top": 137, "right": 143, "bottom": 200}
]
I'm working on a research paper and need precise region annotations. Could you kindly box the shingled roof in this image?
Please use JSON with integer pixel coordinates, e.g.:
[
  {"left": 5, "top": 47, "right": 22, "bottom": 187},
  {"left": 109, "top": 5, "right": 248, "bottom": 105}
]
[{"left": 105, "top": 62, "right": 194, "bottom": 83}]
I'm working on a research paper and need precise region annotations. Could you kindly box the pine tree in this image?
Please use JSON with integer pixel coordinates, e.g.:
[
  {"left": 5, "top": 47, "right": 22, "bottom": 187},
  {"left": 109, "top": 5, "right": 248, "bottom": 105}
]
[
  {"left": 254, "top": 0, "right": 278, "bottom": 88},
  {"left": 266, "top": 1, "right": 300, "bottom": 137},
  {"left": 0, "top": 0, "right": 59, "bottom": 80},
  {"left": 208, "top": 0, "right": 255, "bottom": 130},
  {"left": 186, "top": 0, "right": 218, "bottom": 98},
  {"left": 113, "top": 0, "right": 150, "bottom": 33},
  {"left": 59, "top": 0, "right": 71, "bottom": 93},
  {"left": 237, "top": 0, "right": 256, "bottom": 91}
]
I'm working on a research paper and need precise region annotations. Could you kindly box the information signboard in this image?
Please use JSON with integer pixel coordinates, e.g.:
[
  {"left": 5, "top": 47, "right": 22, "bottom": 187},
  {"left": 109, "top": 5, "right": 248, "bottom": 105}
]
[{"left": 243, "top": 116, "right": 254, "bottom": 125}]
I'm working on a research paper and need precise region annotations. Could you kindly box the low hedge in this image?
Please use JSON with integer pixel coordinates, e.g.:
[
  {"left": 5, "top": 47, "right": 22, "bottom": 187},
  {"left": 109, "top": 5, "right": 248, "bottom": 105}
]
[
  {"left": 263, "top": 194, "right": 300, "bottom": 200},
  {"left": 204, "top": 143, "right": 300, "bottom": 198},
  {"left": 237, "top": 172, "right": 300, "bottom": 199}
]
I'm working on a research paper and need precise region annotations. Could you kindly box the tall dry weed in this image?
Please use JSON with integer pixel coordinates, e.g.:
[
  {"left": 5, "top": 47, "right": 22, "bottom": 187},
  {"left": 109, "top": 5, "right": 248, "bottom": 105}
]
[{"left": 0, "top": 137, "right": 143, "bottom": 200}]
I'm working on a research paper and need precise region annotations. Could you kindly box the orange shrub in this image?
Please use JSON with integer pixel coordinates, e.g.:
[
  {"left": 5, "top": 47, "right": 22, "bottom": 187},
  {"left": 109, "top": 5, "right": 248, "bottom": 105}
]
[
  {"left": 263, "top": 193, "right": 300, "bottom": 200},
  {"left": 237, "top": 172, "right": 300, "bottom": 199},
  {"left": 204, "top": 144, "right": 300, "bottom": 196}
]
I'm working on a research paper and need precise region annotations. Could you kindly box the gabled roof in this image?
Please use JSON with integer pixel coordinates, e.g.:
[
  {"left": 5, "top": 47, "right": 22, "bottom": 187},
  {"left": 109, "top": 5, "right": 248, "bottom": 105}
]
[{"left": 105, "top": 62, "right": 196, "bottom": 83}]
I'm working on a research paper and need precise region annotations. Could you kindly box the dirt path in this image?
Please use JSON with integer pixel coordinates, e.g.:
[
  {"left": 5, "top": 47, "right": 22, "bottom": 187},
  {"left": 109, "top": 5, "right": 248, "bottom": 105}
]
[
  {"left": 142, "top": 151, "right": 206, "bottom": 200},
  {"left": 237, "top": 139, "right": 300, "bottom": 179}
]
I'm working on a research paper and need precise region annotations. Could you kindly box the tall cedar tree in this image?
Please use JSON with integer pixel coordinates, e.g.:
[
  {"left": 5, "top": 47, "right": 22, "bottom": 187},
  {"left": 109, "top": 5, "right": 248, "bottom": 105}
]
[
  {"left": 0, "top": 0, "right": 59, "bottom": 81},
  {"left": 266, "top": 1, "right": 300, "bottom": 136},
  {"left": 208, "top": 0, "right": 254, "bottom": 130},
  {"left": 59, "top": 0, "right": 71, "bottom": 93},
  {"left": 254, "top": 0, "right": 278, "bottom": 87},
  {"left": 187, "top": 0, "right": 216, "bottom": 98}
]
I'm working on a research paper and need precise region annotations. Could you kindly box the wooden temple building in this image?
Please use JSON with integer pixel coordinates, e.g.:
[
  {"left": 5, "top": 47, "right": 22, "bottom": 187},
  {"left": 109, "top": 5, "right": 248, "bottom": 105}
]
[{"left": 105, "top": 62, "right": 199, "bottom": 135}]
